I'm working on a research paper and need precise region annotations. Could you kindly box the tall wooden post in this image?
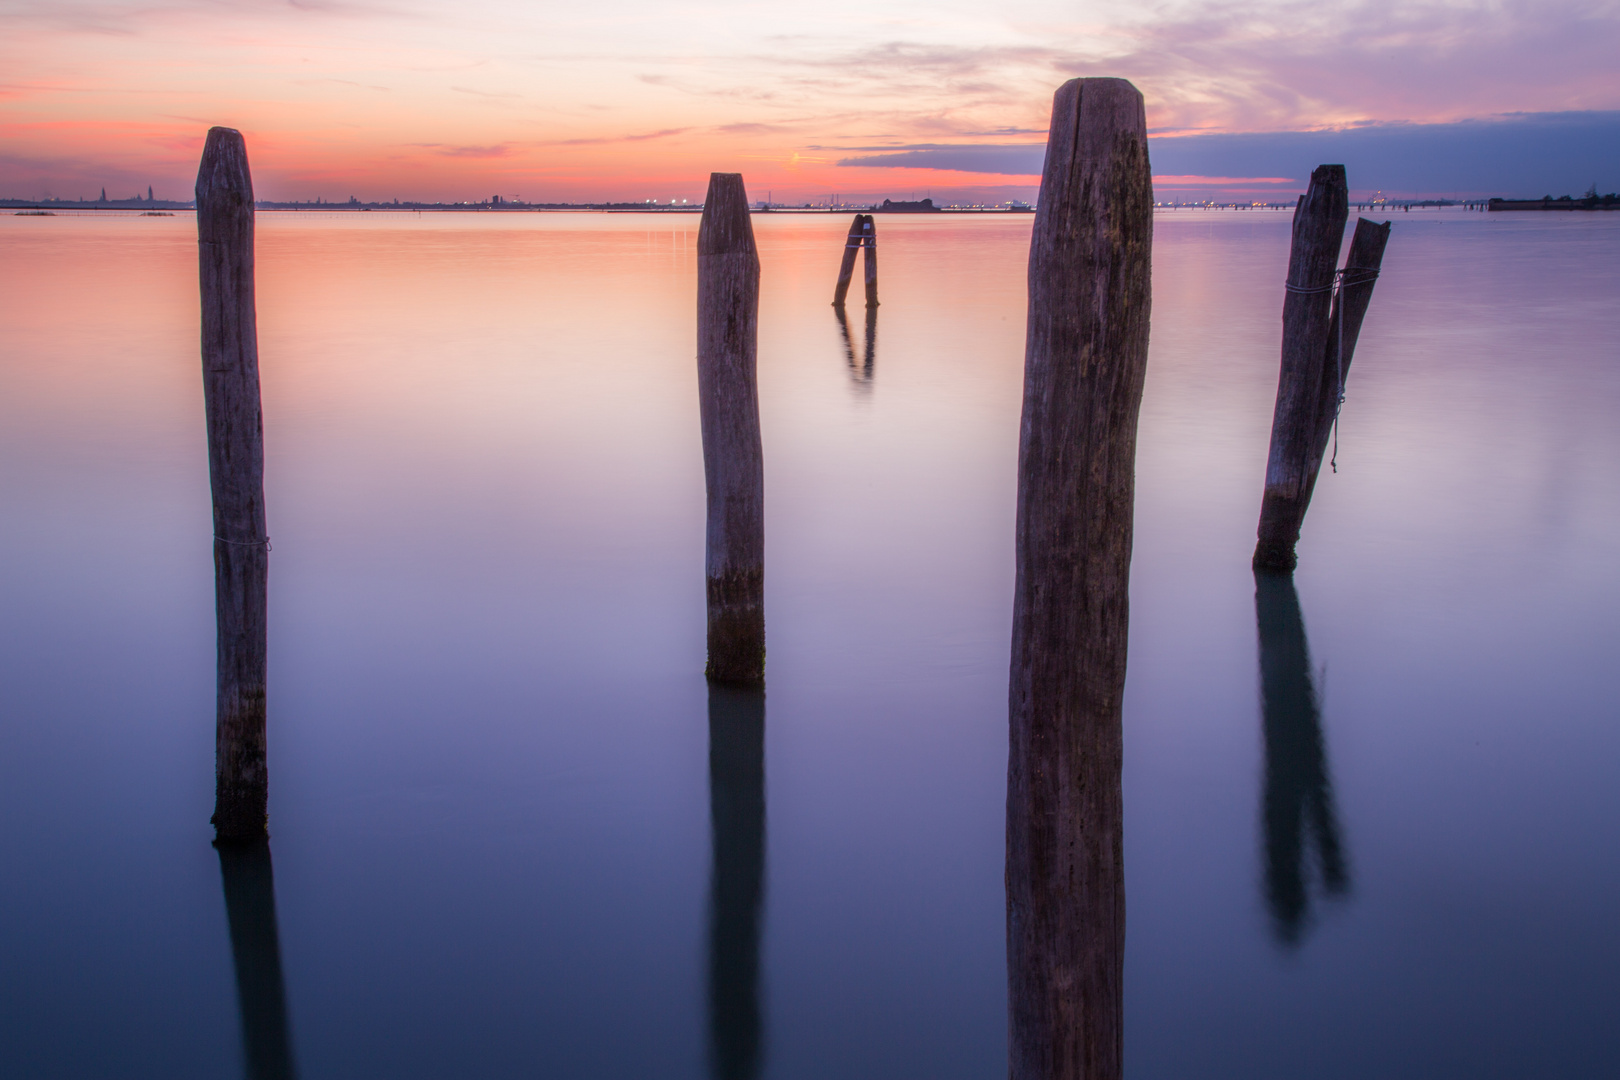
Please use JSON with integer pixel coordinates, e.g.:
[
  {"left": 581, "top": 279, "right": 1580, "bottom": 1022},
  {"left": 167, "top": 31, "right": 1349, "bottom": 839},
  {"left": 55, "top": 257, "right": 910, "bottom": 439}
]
[
  {"left": 198, "top": 127, "right": 271, "bottom": 843},
  {"left": 698, "top": 173, "right": 765, "bottom": 684},
  {"left": 217, "top": 842, "right": 298, "bottom": 1079},
  {"left": 1007, "top": 77, "right": 1152, "bottom": 1080},
  {"left": 831, "top": 214, "right": 864, "bottom": 306},
  {"left": 1253, "top": 166, "right": 1348, "bottom": 571},
  {"left": 706, "top": 684, "right": 766, "bottom": 1080}
]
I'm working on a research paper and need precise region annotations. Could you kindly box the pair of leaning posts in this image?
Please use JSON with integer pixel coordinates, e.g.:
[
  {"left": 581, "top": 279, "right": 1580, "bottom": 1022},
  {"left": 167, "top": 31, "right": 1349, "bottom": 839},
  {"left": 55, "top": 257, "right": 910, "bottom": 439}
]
[
  {"left": 199, "top": 75, "right": 1373, "bottom": 1079},
  {"left": 1255, "top": 164, "right": 1391, "bottom": 571}
]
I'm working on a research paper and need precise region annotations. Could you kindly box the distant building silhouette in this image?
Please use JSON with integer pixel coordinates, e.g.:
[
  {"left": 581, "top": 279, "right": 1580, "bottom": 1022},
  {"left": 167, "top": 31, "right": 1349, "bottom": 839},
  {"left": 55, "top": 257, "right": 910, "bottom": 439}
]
[{"left": 875, "top": 197, "right": 939, "bottom": 212}]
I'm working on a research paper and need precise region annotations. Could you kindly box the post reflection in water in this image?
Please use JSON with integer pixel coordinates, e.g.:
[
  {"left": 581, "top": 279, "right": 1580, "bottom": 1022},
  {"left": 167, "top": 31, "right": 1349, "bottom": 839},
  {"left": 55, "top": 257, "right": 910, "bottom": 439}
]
[
  {"left": 1254, "top": 570, "right": 1350, "bottom": 946},
  {"left": 215, "top": 841, "right": 299, "bottom": 1080},
  {"left": 706, "top": 684, "right": 767, "bottom": 1080},
  {"left": 832, "top": 306, "right": 876, "bottom": 387}
]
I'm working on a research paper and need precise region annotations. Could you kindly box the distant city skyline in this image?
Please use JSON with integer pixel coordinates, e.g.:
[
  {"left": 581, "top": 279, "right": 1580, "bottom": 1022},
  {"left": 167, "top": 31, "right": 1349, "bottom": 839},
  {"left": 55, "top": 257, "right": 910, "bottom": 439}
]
[{"left": 3, "top": 1, "right": 1617, "bottom": 203}]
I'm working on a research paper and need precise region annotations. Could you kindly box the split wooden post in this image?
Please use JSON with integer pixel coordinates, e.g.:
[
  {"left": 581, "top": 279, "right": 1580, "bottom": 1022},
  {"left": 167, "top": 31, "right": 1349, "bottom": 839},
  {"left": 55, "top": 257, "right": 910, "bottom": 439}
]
[
  {"left": 861, "top": 215, "right": 879, "bottom": 307},
  {"left": 831, "top": 214, "right": 864, "bottom": 306},
  {"left": 697, "top": 173, "right": 765, "bottom": 684},
  {"left": 1296, "top": 217, "right": 1391, "bottom": 514},
  {"left": 198, "top": 127, "right": 271, "bottom": 843},
  {"left": 1007, "top": 77, "right": 1152, "bottom": 1080},
  {"left": 1253, "top": 166, "right": 1349, "bottom": 571}
]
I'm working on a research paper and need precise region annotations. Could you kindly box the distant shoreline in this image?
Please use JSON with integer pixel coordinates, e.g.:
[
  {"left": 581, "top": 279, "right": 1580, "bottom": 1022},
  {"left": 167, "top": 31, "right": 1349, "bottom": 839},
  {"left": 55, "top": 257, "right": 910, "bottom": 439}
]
[
  {"left": 2, "top": 199, "right": 1037, "bottom": 214},
  {"left": 14, "top": 199, "right": 1616, "bottom": 216},
  {"left": 1488, "top": 196, "right": 1619, "bottom": 211}
]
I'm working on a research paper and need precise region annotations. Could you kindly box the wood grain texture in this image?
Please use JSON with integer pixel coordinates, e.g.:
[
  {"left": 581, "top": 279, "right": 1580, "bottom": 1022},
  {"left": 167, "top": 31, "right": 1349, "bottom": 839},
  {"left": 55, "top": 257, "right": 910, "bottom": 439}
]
[
  {"left": 198, "top": 126, "right": 271, "bottom": 842},
  {"left": 1254, "top": 165, "right": 1348, "bottom": 571},
  {"left": 1007, "top": 77, "right": 1152, "bottom": 1080},
  {"left": 831, "top": 213, "right": 864, "bottom": 306},
  {"left": 861, "top": 215, "right": 879, "bottom": 307},
  {"left": 698, "top": 173, "right": 765, "bottom": 684},
  {"left": 1298, "top": 217, "right": 1391, "bottom": 512}
]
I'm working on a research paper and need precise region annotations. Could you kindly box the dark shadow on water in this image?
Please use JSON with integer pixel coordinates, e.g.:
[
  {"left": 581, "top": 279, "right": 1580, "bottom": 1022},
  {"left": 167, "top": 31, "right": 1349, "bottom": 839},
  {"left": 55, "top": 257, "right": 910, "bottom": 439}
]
[
  {"left": 832, "top": 306, "right": 876, "bottom": 389},
  {"left": 834, "top": 306, "right": 857, "bottom": 368},
  {"left": 862, "top": 305, "right": 877, "bottom": 384},
  {"left": 215, "top": 841, "right": 298, "bottom": 1080},
  {"left": 706, "top": 684, "right": 766, "bottom": 1080},
  {"left": 1254, "top": 569, "right": 1350, "bottom": 947}
]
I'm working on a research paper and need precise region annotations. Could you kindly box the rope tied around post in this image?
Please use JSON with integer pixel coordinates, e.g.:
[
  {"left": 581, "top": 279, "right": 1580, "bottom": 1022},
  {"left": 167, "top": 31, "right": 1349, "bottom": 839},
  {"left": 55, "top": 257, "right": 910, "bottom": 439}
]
[{"left": 1282, "top": 265, "right": 1381, "bottom": 472}]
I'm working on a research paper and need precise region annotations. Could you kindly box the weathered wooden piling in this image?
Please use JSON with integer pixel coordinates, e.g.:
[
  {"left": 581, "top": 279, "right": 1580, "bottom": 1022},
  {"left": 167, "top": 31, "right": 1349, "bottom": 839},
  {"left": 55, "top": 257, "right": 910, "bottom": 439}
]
[
  {"left": 698, "top": 173, "right": 765, "bottom": 684},
  {"left": 861, "top": 215, "right": 879, "bottom": 307},
  {"left": 831, "top": 214, "right": 865, "bottom": 306},
  {"left": 216, "top": 842, "right": 298, "bottom": 1079},
  {"left": 198, "top": 127, "right": 271, "bottom": 843},
  {"left": 707, "top": 684, "right": 766, "bottom": 1080},
  {"left": 1007, "top": 77, "right": 1152, "bottom": 1080},
  {"left": 1253, "top": 166, "right": 1348, "bottom": 571}
]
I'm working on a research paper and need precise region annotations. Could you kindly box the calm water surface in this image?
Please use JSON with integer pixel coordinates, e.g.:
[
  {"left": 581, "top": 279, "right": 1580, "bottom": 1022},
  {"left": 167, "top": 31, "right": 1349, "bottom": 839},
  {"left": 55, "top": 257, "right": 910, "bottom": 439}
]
[{"left": 1, "top": 208, "right": 1617, "bottom": 1078}]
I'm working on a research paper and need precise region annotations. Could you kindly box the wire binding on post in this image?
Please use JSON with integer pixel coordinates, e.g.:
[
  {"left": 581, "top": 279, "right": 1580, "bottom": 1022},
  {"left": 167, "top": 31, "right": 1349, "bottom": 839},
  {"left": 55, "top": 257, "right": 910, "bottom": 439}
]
[
  {"left": 215, "top": 535, "right": 272, "bottom": 552},
  {"left": 1281, "top": 266, "right": 1381, "bottom": 473}
]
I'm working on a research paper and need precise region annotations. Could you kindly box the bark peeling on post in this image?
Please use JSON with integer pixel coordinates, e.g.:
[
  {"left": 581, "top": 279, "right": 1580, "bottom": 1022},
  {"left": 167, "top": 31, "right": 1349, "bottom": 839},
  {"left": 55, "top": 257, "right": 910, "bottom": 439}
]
[
  {"left": 1253, "top": 166, "right": 1349, "bottom": 571},
  {"left": 698, "top": 173, "right": 765, "bottom": 685},
  {"left": 198, "top": 126, "right": 271, "bottom": 843},
  {"left": 1007, "top": 77, "right": 1152, "bottom": 1080}
]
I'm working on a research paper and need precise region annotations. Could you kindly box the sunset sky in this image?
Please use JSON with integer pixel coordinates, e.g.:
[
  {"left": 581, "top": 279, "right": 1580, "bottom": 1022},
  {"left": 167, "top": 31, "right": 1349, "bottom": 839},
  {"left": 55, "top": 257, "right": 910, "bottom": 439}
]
[{"left": 3, "top": 0, "right": 1618, "bottom": 203}]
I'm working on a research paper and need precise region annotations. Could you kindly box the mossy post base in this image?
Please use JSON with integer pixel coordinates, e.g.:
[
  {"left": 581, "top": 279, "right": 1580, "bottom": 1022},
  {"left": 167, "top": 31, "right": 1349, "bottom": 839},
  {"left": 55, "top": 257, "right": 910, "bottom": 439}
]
[{"left": 706, "top": 571, "right": 765, "bottom": 685}]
